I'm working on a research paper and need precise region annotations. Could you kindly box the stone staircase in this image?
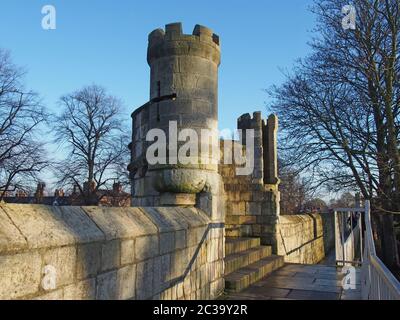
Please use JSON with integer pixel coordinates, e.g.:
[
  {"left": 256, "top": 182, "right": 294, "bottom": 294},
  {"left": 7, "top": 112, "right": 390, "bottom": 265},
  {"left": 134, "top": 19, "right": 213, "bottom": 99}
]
[{"left": 224, "top": 237, "right": 285, "bottom": 292}]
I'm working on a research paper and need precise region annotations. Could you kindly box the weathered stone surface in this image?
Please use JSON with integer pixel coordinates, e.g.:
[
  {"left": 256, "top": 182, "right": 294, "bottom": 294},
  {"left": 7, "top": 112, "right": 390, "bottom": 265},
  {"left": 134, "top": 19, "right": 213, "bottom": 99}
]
[
  {"left": 76, "top": 243, "right": 101, "bottom": 279},
  {"left": 246, "top": 202, "right": 261, "bottom": 216},
  {"left": 0, "top": 252, "right": 41, "bottom": 299},
  {"left": 135, "top": 234, "right": 159, "bottom": 262},
  {"left": 0, "top": 206, "right": 220, "bottom": 301},
  {"left": 154, "top": 169, "right": 207, "bottom": 194},
  {"left": 101, "top": 240, "right": 121, "bottom": 271},
  {"left": 63, "top": 278, "right": 96, "bottom": 300},
  {"left": 34, "top": 289, "right": 64, "bottom": 300},
  {"left": 145, "top": 207, "right": 190, "bottom": 230},
  {"left": 141, "top": 207, "right": 185, "bottom": 233},
  {"left": 153, "top": 254, "right": 172, "bottom": 294},
  {"left": 1, "top": 205, "right": 104, "bottom": 249},
  {"left": 187, "top": 226, "right": 206, "bottom": 247},
  {"left": 117, "top": 265, "right": 136, "bottom": 299},
  {"left": 175, "top": 207, "right": 209, "bottom": 228},
  {"left": 160, "top": 193, "right": 196, "bottom": 206},
  {"left": 96, "top": 270, "right": 118, "bottom": 300},
  {"left": 0, "top": 205, "right": 27, "bottom": 253},
  {"left": 136, "top": 259, "right": 154, "bottom": 299},
  {"left": 170, "top": 248, "right": 189, "bottom": 279},
  {"left": 82, "top": 207, "right": 158, "bottom": 240},
  {"left": 175, "top": 230, "right": 187, "bottom": 250},
  {"left": 160, "top": 232, "right": 175, "bottom": 255},
  {"left": 226, "top": 215, "right": 257, "bottom": 225},
  {"left": 43, "top": 246, "right": 76, "bottom": 288},
  {"left": 121, "top": 239, "right": 135, "bottom": 265}
]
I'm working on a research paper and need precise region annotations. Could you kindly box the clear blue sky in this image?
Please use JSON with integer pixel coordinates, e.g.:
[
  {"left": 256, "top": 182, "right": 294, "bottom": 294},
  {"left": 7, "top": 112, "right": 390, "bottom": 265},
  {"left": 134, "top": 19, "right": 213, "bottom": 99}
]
[{"left": 0, "top": 0, "right": 315, "bottom": 131}]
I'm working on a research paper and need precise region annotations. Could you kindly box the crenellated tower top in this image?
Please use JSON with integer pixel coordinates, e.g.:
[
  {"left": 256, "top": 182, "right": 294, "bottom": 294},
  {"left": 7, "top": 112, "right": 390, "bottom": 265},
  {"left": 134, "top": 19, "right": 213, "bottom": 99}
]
[{"left": 147, "top": 22, "right": 220, "bottom": 66}]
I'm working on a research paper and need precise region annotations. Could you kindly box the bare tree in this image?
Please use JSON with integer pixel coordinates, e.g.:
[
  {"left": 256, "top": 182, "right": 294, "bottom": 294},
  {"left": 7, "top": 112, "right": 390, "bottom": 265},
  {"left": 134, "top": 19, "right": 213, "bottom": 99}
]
[
  {"left": 268, "top": 0, "right": 400, "bottom": 269},
  {"left": 53, "top": 85, "right": 129, "bottom": 205},
  {"left": 279, "top": 160, "right": 311, "bottom": 214},
  {"left": 329, "top": 192, "right": 356, "bottom": 209},
  {"left": 0, "top": 49, "right": 48, "bottom": 199}
]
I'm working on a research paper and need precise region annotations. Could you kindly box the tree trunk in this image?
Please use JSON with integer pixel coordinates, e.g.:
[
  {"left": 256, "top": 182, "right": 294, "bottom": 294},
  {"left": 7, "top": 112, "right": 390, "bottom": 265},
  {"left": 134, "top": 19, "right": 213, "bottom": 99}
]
[{"left": 380, "top": 213, "right": 399, "bottom": 269}]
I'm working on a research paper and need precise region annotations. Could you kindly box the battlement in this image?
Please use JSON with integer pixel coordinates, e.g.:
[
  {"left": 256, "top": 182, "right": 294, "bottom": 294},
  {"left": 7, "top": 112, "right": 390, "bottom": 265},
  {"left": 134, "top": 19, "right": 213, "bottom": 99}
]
[
  {"left": 149, "top": 22, "right": 219, "bottom": 46},
  {"left": 238, "top": 111, "right": 263, "bottom": 130},
  {"left": 147, "top": 23, "right": 221, "bottom": 65}
]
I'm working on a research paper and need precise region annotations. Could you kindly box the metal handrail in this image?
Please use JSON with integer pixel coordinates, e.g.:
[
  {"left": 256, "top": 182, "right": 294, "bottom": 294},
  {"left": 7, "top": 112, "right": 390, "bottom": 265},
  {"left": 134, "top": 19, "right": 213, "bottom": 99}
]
[
  {"left": 361, "top": 200, "right": 400, "bottom": 300},
  {"left": 334, "top": 207, "right": 362, "bottom": 266}
]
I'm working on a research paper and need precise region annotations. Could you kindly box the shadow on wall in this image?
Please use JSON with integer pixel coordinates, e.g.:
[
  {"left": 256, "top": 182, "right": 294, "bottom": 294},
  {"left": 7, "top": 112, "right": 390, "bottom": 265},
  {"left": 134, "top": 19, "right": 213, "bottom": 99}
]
[{"left": 277, "top": 213, "right": 332, "bottom": 265}]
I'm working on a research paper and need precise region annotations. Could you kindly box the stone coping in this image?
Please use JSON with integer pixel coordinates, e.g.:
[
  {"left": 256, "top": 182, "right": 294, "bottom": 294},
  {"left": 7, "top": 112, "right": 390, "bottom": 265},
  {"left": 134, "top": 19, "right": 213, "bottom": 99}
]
[{"left": 0, "top": 204, "right": 210, "bottom": 254}]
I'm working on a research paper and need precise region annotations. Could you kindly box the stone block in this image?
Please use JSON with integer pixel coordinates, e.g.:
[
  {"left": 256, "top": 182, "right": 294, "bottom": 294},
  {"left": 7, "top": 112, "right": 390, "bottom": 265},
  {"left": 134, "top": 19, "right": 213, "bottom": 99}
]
[
  {"left": 176, "top": 282, "right": 184, "bottom": 299},
  {"left": 76, "top": 243, "right": 101, "bottom": 279},
  {"left": 121, "top": 239, "right": 135, "bottom": 265},
  {"left": 183, "top": 274, "right": 192, "bottom": 296},
  {"left": 187, "top": 226, "right": 206, "bottom": 247},
  {"left": 43, "top": 246, "right": 76, "bottom": 288},
  {"left": 160, "top": 193, "right": 196, "bottom": 206},
  {"left": 170, "top": 249, "right": 188, "bottom": 279},
  {"left": 96, "top": 270, "right": 118, "bottom": 300},
  {"left": 118, "top": 265, "right": 136, "bottom": 300},
  {"left": 160, "top": 232, "right": 175, "bottom": 254},
  {"left": 246, "top": 202, "right": 261, "bottom": 216},
  {"left": 210, "top": 278, "right": 224, "bottom": 299},
  {"left": 229, "top": 202, "right": 246, "bottom": 216},
  {"left": 136, "top": 259, "right": 154, "bottom": 300},
  {"left": 101, "top": 240, "right": 121, "bottom": 271},
  {"left": 135, "top": 234, "right": 159, "bottom": 262},
  {"left": 63, "top": 278, "right": 96, "bottom": 300},
  {"left": 153, "top": 254, "right": 172, "bottom": 294},
  {"left": 175, "top": 230, "right": 187, "bottom": 250},
  {"left": 0, "top": 251, "right": 41, "bottom": 299},
  {"left": 160, "top": 287, "right": 172, "bottom": 300},
  {"left": 226, "top": 215, "right": 256, "bottom": 225}
]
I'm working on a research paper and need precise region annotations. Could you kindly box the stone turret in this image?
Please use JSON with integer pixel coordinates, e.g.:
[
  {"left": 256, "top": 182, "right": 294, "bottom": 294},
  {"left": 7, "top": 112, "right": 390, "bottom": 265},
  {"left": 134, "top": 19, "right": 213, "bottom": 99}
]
[{"left": 129, "top": 23, "right": 224, "bottom": 221}]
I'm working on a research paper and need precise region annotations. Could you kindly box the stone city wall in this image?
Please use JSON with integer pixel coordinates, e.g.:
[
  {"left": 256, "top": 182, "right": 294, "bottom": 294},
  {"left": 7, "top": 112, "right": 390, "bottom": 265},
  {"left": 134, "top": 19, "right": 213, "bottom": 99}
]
[
  {"left": 0, "top": 204, "right": 224, "bottom": 300},
  {"left": 276, "top": 213, "right": 333, "bottom": 264}
]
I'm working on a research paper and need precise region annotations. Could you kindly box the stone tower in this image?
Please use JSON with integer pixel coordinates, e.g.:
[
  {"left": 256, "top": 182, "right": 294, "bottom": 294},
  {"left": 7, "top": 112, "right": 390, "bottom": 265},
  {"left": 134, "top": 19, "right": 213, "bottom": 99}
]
[{"left": 129, "top": 23, "right": 224, "bottom": 221}]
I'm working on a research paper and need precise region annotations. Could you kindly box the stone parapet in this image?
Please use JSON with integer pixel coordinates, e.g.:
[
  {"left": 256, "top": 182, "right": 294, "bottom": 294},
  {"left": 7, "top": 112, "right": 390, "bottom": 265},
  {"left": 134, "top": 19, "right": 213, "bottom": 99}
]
[
  {"left": 275, "top": 213, "right": 334, "bottom": 264},
  {"left": 0, "top": 204, "right": 224, "bottom": 300}
]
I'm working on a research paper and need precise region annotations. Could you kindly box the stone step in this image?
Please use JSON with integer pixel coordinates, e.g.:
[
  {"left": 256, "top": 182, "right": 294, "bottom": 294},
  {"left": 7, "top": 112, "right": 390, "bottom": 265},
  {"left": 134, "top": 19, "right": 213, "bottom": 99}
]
[
  {"left": 225, "top": 237, "right": 260, "bottom": 255},
  {"left": 225, "top": 227, "right": 241, "bottom": 237},
  {"left": 225, "top": 225, "right": 253, "bottom": 237},
  {"left": 225, "top": 246, "right": 272, "bottom": 274},
  {"left": 225, "top": 255, "right": 285, "bottom": 293}
]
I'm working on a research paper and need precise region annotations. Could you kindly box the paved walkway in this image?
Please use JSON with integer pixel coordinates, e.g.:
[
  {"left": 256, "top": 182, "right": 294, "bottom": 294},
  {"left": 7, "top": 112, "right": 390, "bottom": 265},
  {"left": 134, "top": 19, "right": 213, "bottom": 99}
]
[{"left": 221, "top": 264, "right": 361, "bottom": 300}]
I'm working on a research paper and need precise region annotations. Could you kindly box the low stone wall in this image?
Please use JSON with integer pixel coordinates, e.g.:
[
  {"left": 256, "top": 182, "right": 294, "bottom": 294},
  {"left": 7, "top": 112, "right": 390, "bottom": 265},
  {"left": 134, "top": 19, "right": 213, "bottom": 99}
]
[
  {"left": 0, "top": 204, "right": 224, "bottom": 300},
  {"left": 276, "top": 214, "right": 331, "bottom": 264}
]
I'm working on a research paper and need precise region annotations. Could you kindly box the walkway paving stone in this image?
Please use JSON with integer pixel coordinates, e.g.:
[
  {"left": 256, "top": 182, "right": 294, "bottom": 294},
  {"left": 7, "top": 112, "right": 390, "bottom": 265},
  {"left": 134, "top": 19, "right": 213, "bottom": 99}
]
[{"left": 221, "top": 264, "right": 362, "bottom": 300}]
